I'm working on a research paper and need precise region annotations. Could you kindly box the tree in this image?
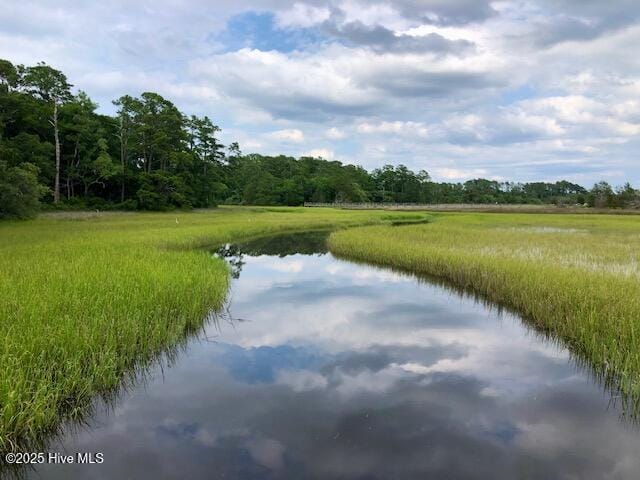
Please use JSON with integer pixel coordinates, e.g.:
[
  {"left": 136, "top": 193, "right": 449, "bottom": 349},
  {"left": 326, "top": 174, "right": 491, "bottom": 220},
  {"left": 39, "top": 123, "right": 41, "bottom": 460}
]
[
  {"left": 0, "top": 59, "right": 19, "bottom": 93},
  {"left": 0, "top": 59, "right": 27, "bottom": 144},
  {"left": 20, "top": 63, "right": 72, "bottom": 203},
  {"left": 79, "top": 138, "right": 118, "bottom": 196},
  {"left": 186, "top": 115, "right": 224, "bottom": 171},
  {"left": 113, "top": 95, "right": 138, "bottom": 202},
  {"left": 0, "top": 161, "right": 44, "bottom": 218},
  {"left": 129, "top": 92, "right": 184, "bottom": 173},
  {"left": 60, "top": 92, "right": 105, "bottom": 199},
  {"left": 588, "top": 181, "right": 614, "bottom": 208},
  {"left": 228, "top": 142, "right": 241, "bottom": 158},
  {"left": 615, "top": 183, "right": 638, "bottom": 208}
]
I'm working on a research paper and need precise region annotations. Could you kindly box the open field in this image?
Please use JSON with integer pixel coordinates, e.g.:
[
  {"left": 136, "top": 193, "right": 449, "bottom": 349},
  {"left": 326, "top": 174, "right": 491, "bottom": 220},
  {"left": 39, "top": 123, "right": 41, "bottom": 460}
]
[
  {"left": 329, "top": 212, "right": 640, "bottom": 404},
  {"left": 0, "top": 207, "right": 424, "bottom": 452}
]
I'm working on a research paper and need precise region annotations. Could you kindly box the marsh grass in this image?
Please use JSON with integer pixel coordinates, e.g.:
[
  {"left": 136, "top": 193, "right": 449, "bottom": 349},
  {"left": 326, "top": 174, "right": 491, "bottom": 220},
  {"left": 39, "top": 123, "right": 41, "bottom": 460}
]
[
  {"left": 0, "top": 206, "right": 422, "bottom": 453},
  {"left": 329, "top": 212, "right": 640, "bottom": 406}
]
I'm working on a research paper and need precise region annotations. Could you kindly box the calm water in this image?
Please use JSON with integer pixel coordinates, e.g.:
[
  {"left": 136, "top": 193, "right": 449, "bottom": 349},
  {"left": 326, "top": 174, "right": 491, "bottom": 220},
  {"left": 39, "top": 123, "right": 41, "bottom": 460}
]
[{"left": 31, "top": 232, "right": 640, "bottom": 479}]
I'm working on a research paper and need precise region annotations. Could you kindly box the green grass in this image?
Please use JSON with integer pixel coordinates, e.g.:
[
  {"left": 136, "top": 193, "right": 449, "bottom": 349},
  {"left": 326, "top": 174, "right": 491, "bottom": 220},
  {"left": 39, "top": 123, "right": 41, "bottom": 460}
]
[
  {"left": 0, "top": 206, "right": 422, "bottom": 451},
  {"left": 329, "top": 212, "right": 640, "bottom": 405}
]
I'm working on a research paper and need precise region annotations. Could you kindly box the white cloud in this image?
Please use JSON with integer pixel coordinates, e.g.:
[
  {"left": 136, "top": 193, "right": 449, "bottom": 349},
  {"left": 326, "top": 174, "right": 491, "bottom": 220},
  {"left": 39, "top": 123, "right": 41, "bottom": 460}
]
[
  {"left": 336, "top": 0, "right": 416, "bottom": 31},
  {"left": 435, "top": 167, "right": 491, "bottom": 180},
  {"left": 356, "top": 121, "right": 430, "bottom": 137},
  {"left": 275, "top": 3, "right": 331, "bottom": 28},
  {"left": 267, "top": 128, "right": 305, "bottom": 142},
  {"left": 325, "top": 127, "right": 346, "bottom": 139}
]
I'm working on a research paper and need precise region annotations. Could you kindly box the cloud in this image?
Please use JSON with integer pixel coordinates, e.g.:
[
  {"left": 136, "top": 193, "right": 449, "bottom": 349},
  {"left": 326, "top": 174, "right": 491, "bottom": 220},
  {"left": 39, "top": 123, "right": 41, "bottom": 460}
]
[
  {"left": 392, "top": 0, "right": 497, "bottom": 26},
  {"left": 528, "top": 0, "right": 640, "bottom": 47},
  {"left": 190, "top": 42, "right": 505, "bottom": 123},
  {"left": 275, "top": 3, "right": 331, "bottom": 28},
  {"left": 189, "top": 47, "right": 379, "bottom": 120},
  {"left": 532, "top": 17, "right": 603, "bottom": 47},
  {"left": 325, "top": 127, "right": 346, "bottom": 139},
  {"left": 435, "top": 167, "right": 490, "bottom": 180},
  {"left": 267, "top": 128, "right": 305, "bottom": 142},
  {"left": 365, "top": 68, "right": 503, "bottom": 98},
  {"left": 322, "top": 20, "right": 476, "bottom": 54},
  {"left": 356, "top": 121, "right": 430, "bottom": 137}
]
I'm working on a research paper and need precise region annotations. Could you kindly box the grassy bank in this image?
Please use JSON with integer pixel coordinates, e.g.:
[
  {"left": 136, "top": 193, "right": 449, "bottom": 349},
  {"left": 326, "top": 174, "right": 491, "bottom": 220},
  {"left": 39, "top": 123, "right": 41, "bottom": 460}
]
[
  {"left": 0, "top": 207, "right": 422, "bottom": 451},
  {"left": 329, "top": 213, "right": 640, "bottom": 401}
]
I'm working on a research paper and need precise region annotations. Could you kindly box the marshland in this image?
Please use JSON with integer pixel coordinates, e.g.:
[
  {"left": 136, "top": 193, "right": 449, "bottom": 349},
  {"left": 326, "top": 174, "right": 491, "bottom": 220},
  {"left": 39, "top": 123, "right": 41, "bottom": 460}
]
[
  {"left": 4, "top": 1, "right": 640, "bottom": 477},
  {"left": 1, "top": 207, "right": 640, "bottom": 478},
  {"left": 0, "top": 207, "right": 419, "bottom": 451}
]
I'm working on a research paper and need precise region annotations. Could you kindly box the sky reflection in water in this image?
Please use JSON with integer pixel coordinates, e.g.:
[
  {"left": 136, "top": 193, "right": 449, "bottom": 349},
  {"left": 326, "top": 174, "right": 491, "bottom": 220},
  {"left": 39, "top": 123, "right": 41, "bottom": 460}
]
[{"left": 33, "top": 233, "right": 640, "bottom": 479}]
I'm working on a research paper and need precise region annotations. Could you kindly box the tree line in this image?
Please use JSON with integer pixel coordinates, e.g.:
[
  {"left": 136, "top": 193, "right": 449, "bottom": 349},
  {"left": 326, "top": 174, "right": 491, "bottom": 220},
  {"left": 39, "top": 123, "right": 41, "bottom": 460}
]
[{"left": 1, "top": 59, "right": 638, "bottom": 218}]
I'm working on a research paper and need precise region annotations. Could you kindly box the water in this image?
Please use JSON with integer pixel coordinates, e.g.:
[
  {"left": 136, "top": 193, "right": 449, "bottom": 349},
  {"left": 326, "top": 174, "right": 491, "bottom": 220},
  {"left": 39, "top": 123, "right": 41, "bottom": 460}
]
[{"left": 31, "top": 232, "right": 640, "bottom": 479}]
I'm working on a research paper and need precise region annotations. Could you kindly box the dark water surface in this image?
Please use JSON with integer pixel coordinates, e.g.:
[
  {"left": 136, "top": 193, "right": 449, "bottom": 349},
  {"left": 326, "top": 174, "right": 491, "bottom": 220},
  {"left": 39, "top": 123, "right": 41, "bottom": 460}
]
[{"left": 31, "top": 232, "right": 640, "bottom": 479}]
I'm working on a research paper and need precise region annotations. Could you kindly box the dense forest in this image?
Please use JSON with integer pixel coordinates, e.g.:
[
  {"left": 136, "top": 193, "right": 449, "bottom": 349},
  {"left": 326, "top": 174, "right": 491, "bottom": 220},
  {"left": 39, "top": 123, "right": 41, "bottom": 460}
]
[{"left": 1, "top": 59, "right": 638, "bottom": 218}]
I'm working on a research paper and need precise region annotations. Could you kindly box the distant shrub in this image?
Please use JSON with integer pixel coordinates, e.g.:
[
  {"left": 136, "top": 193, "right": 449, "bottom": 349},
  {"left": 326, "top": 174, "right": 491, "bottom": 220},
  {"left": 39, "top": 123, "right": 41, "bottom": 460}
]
[
  {"left": 85, "top": 196, "right": 111, "bottom": 210},
  {"left": 223, "top": 195, "right": 242, "bottom": 205},
  {"left": 0, "top": 161, "right": 44, "bottom": 219},
  {"left": 110, "top": 199, "right": 138, "bottom": 210}
]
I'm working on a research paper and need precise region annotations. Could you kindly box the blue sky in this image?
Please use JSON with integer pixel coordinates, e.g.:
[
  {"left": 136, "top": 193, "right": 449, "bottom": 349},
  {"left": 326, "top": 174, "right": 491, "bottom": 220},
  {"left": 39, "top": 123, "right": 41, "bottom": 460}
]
[{"left": 1, "top": 0, "right": 639, "bottom": 185}]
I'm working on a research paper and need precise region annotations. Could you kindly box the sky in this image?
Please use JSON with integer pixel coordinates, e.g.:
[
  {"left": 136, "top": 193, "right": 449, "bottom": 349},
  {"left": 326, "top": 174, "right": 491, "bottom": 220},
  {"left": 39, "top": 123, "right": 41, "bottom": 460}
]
[{"left": 1, "top": 0, "right": 639, "bottom": 185}]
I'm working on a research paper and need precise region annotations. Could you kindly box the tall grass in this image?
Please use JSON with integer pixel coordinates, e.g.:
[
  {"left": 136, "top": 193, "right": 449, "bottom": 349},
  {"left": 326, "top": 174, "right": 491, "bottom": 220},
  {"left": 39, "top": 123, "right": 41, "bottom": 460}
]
[
  {"left": 0, "top": 207, "right": 421, "bottom": 451},
  {"left": 329, "top": 213, "right": 640, "bottom": 403}
]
